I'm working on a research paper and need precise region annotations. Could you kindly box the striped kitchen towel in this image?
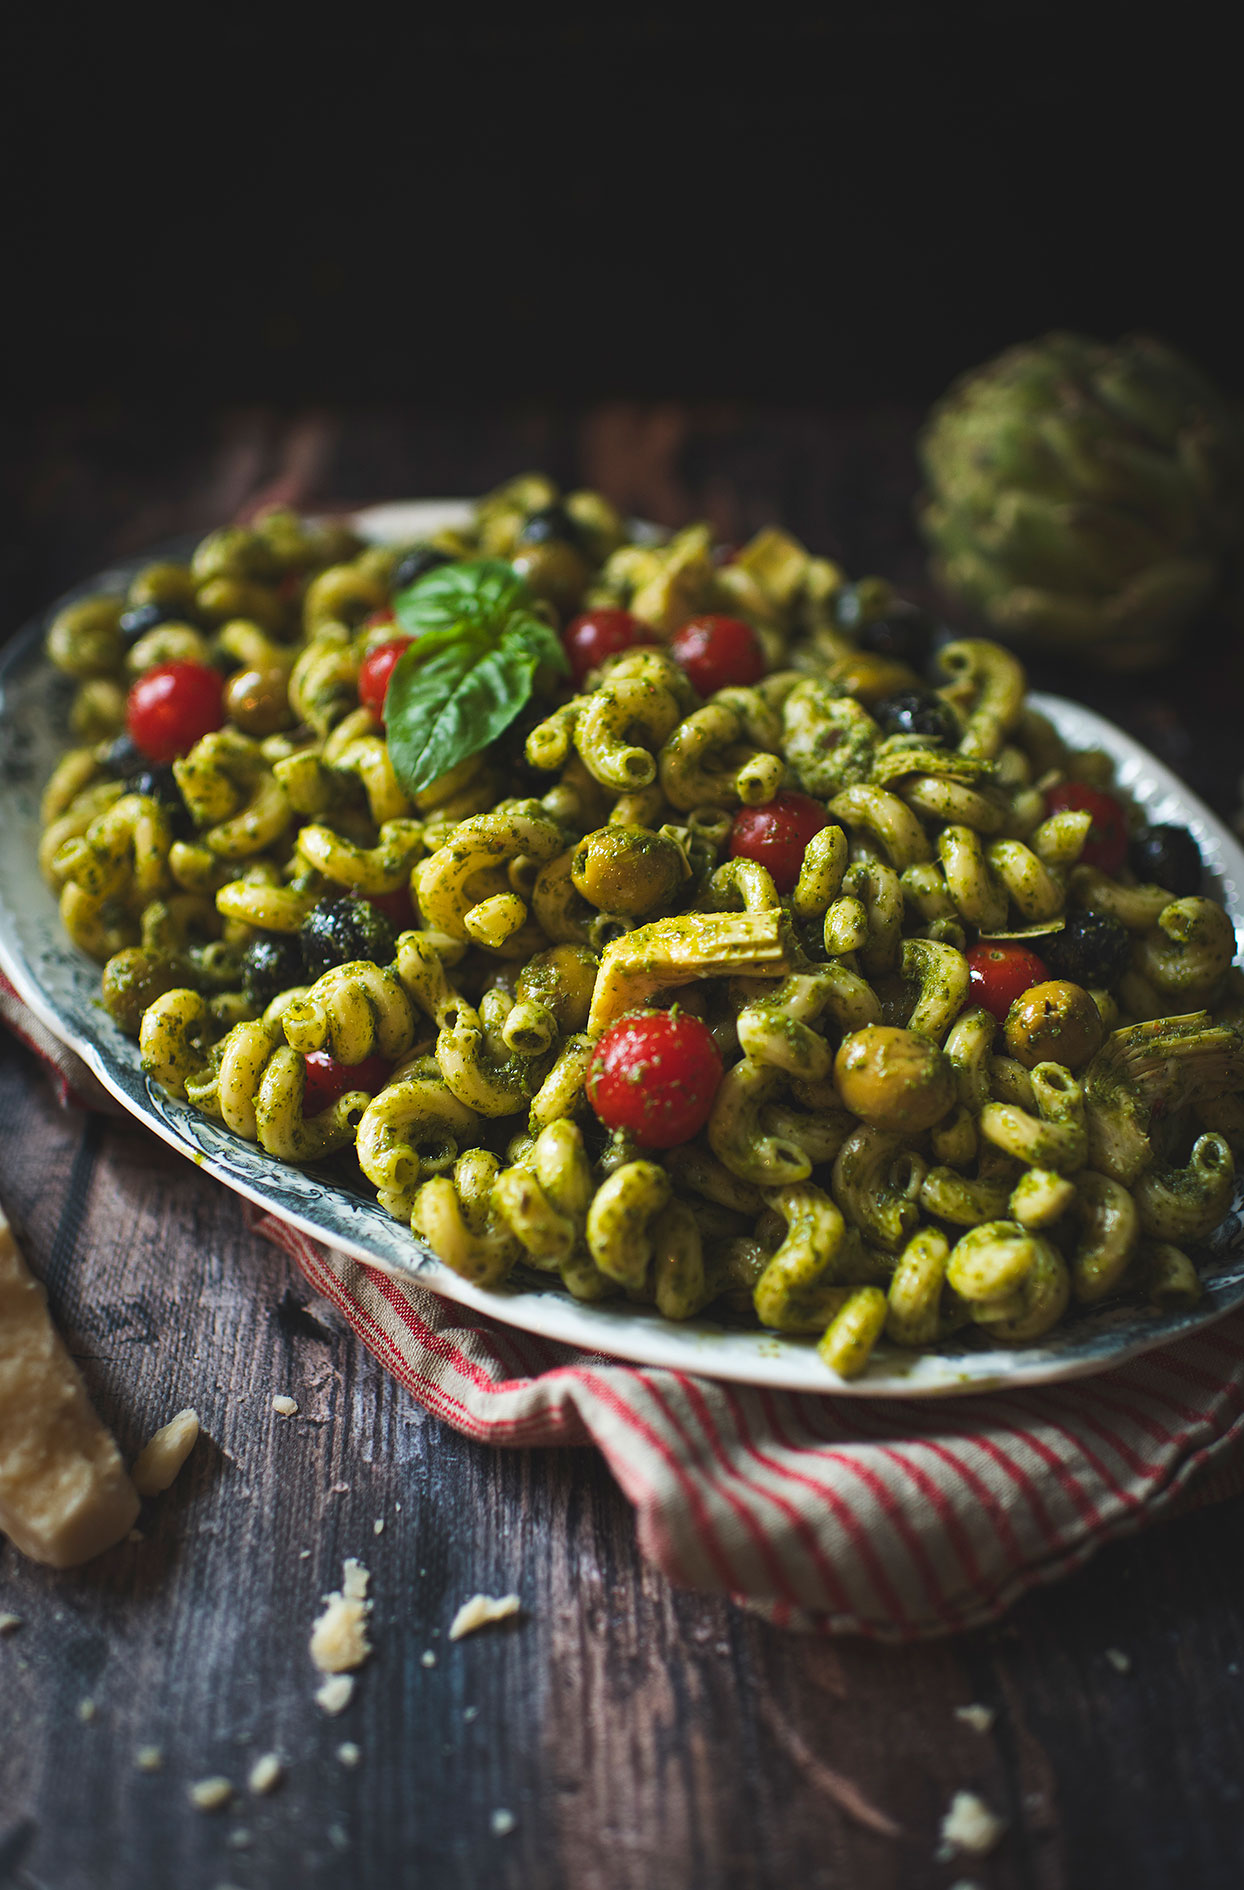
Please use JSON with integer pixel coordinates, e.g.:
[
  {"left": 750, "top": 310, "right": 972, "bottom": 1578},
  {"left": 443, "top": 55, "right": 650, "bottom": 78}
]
[
  {"left": 6, "top": 978, "right": 1244, "bottom": 1639},
  {"left": 257, "top": 1206, "right": 1244, "bottom": 1640}
]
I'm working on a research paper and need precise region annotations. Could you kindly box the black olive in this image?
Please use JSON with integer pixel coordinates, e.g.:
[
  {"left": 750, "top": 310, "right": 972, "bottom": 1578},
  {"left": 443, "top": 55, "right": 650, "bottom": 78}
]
[
  {"left": 856, "top": 608, "right": 936, "bottom": 670},
  {"left": 874, "top": 690, "right": 960, "bottom": 746},
  {"left": 101, "top": 734, "right": 144, "bottom": 779},
  {"left": 1044, "top": 910, "right": 1131, "bottom": 988},
  {"left": 1128, "top": 824, "right": 1202, "bottom": 897},
  {"left": 518, "top": 504, "right": 584, "bottom": 549},
  {"left": 299, "top": 895, "right": 396, "bottom": 980},
  {"left": 129, "top": 764, "right": 195, "bottom": 838},
  {"left": 118, "top": 601, "right": 179, "bottom": 646},
  {"left": 392, "top": 544, "right": 454, "bottom": 592},
  {"left": 242, "top": 934, "right": 307, "bottom": 1009}
]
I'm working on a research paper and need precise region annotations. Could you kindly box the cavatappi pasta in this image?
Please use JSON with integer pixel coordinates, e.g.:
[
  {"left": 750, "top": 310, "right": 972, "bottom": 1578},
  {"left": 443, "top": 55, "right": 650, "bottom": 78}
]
[{"left": 38, "top": 478, "right": 1244, "bottom": 1377}]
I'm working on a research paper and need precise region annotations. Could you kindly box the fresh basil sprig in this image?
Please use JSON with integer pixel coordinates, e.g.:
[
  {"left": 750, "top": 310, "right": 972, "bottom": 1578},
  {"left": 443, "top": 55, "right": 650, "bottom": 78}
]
[{"left": 384, "top": 560, "right": 568, "bottom": 795}]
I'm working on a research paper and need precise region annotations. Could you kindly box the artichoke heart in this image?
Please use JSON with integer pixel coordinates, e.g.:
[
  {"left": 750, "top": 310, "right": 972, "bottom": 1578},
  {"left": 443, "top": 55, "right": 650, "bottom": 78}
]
[{"left": 917, "top": 331, "right": 1244, "bottom": 668}]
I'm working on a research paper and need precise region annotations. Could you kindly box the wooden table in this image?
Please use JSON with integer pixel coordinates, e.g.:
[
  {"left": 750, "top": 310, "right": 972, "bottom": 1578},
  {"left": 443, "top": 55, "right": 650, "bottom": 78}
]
[{"left": 4, "top": 406, "right": 1244, "bottom": 1890}]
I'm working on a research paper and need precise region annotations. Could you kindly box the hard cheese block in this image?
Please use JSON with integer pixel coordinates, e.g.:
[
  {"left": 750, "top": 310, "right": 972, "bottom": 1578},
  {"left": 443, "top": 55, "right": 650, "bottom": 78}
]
[{"left": 0, "top": 1208, "right": 139, "bottom": 1566}]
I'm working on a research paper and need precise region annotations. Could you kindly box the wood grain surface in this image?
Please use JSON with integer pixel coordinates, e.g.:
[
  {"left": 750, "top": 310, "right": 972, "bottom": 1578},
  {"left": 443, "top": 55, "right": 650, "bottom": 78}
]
[{"left": 3, "top": 406, "right": 1244, "bottom": 1890}]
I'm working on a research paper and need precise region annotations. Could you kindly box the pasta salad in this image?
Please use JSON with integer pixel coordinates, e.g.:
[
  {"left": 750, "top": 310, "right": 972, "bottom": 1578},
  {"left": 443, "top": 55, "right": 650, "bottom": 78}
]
[{"left": 37, "top": 477, "right": 1244, "bottom": 1378}]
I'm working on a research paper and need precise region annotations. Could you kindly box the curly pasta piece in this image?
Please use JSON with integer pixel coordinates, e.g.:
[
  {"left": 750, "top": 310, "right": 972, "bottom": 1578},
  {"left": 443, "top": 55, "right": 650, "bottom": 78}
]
[
  {"left": 832, "top": 1127, "right": 925, "bottom": 1252},
  {"left": 978, "top": 1063, "right": 1087, "bottom": 1173},
  {"left": 827, "top": 784, "right": 932, "bottom": 870},
  {"left": 435, "top": 992, "right": 553, "bottom": 1117},
  {"left": 52, "top": 794, "right": 172, "bottom": 903},
  {"left": 901, "top": 938, "right": 970, "bottom": 1042},
  {"left": 659, "top": 700, "right": 783, "bottom": 812},
  {"left": 412, "top": 1154, "right": 519, "bottom": 1288},
  {"left": 708, "top": 1059, "right": 813, "bottom": 1187},
  {"left": 414, "top": 802, "right": 563, "bottom": 943},
  {"left": 1065, "top": 1170, "right": 1139, "bottom": 1303},
  {"left": 818, "top": 1286, "right": 888, "bottom": 1378},
  {"left": 885, "top": 1229, "right": 951, "bottom": 1347},
  {"left": 281, "top": 961, "right": 417, "bottom": 1063},
  {"left": 298, "top": 818, "right": 424, "bottom": 896},
  {"left": 573, "top": 674, "right": 685, "bottom": 791},
  {"left": 1132, "top": 1133, "right": 1235, "bottom": 1243},
  {"left": 356, "top": 1068, "right": 480, "bottom": 1219},
  {"left": 753, "top": 1184, "right": 850, "bottom": 1332},
  {"left": 585, "top": 1160, "right": 671, "bottom": 1289},
  {"left": 1135, "top": 899, "right": 1237, "bottom": 1004}
]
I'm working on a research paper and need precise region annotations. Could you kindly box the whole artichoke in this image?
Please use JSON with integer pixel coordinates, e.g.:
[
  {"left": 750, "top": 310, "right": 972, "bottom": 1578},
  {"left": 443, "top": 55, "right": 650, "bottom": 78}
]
[{"left": 917, "top": 332, "right": 1244, "bottom": 668}]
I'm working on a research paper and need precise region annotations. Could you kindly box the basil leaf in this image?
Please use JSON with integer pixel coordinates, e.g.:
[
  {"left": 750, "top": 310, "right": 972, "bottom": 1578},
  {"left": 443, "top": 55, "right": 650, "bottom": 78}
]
[
  {"left": 383, "top": 559, "right": 570, "bottom": 795},
  {"left": 392, "top": 558, "right": 531, "bottom": 637}
]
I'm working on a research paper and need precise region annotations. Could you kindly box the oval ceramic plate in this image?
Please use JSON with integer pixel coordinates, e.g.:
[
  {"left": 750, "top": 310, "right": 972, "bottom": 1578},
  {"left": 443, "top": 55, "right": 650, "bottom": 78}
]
[{"left": 3, "top": 501, "right": 1243, "bottom": 1396}]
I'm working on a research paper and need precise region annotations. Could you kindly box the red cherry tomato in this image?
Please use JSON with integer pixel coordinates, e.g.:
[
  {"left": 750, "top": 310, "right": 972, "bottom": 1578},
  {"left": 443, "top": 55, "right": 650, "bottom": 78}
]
[
  {"left": 586, "top": 1008, "right": 724, "bottom": 1149},
  {"left": 126, "top": 662, "right": 226, "bottom": 763},
  {"left": 302, "top": 1051, "right": 392, "bottom": 1116},
  {"left": 966, "top": 943, "right": 1050, "bottom": 1023},
  {"left": 363, "top": 886, "right": 415, "bottom": 931},
  {"left": 358, "top": 637, "right": 413, "bottom": 721},
  {"left": 562, "top": 608, "right": 651, "bottom": 685},
  {"left": 669, "top": 614, "right": 765, "bottom": 694},
  {"left": 1043, "top": 783, "right": 1128, "bottom": 875},
  {"left": 729, "top": 793, "right": 831, "bottom": 893}
]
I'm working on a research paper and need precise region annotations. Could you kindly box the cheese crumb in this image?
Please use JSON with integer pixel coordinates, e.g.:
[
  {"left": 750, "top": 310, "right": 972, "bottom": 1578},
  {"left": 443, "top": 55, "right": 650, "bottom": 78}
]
[
  {"left": 940, "top": 1791, "right": 1006, "bottom": 1857},
  {"left": 248, "top": 1753, "right": 283, "bottom": 1795},
  {"left": 135, "top": 1745, "right": 163, "bottom": 1772},
  {"left": 316, "top": 1674, "right": 355, "bottom": 1716},
  {"left": 189, "top": 1777, "right": 233, "bottom": 1812},
  {"left": 373, "top": 1519, "right": 385, "bottom": 1536},
  {"left": 420, "top": 1650, "right": 437, "bottom": 1669},
  {"left": 337, "top": 1743, "right": 361, "bottom": 1768},
  {"left": 1105, "top": 1647, "right": 1132, "bottom": 1674},
  {"left": 77, "top": 1698, "right": 97, "bottom": 1723},
  {"left": 490, "top": 1809, "right": 516, "bottom": 1837},
  {"left": 0, "top": 1613, "right": 21, "bottom": 1635},
  {"left": 463, "top": 1706, "right": 479, "bottom": 1723},
  {"left": 132, "top": 1409, "right": 201, "bottom": 1497},
  {"left": 954, "top": 1703, "right": 996, "bottom": 1734},
  {"left": 272, "top": 1396, "right": 299, "bottom": 1418},
  {"left": 448, "top": 1593, "right": 521, "bottom": 1641},
  {"left": 310, "top": 1560, "right": 372, "bottom": 1674}
]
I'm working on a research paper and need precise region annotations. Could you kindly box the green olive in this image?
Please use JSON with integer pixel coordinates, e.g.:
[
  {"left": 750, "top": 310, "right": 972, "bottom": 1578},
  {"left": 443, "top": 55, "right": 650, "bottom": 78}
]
[
  {"left": 1004, "top": 979, "right": 1103, "bottom": 1070},
  {"left": 834, "top": 1025, "right": 955, "bottom": 1132},
  {"left": 101, "top": 948, "right": 191, "bottom": 1035},
  {"left": 224, "top": 666, "right": 292, "bottom": 736},
  {"left": 570, "top": 826, "right": 686, "bottom": 918},
  {"left": 516, "top": 944, "right": 600, "bottom": 1032}
]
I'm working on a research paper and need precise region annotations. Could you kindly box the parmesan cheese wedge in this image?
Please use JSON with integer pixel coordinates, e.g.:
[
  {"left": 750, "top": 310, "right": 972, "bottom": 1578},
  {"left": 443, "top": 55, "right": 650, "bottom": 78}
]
[{"left": 0, "top": 1206, "right": 140, "bottom": 1567}]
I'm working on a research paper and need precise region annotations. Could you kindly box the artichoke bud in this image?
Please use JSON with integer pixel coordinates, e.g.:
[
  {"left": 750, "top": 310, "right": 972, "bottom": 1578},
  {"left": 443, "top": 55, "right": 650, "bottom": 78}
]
[{"left": 917, "top": 331, "right": 1244, "bottom": 668}]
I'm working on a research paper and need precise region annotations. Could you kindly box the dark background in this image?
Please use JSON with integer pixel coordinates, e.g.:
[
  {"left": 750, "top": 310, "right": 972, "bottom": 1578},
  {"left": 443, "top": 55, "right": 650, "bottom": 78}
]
[{"left": 1, "top": 8, "right": 1238, "bottom": 622}]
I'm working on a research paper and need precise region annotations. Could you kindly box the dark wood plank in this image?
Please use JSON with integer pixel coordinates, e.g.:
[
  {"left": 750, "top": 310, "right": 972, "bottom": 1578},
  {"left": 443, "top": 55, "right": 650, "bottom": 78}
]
[{"left": 5, "top": 404, "right": 1244, "bottom": 1890}]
